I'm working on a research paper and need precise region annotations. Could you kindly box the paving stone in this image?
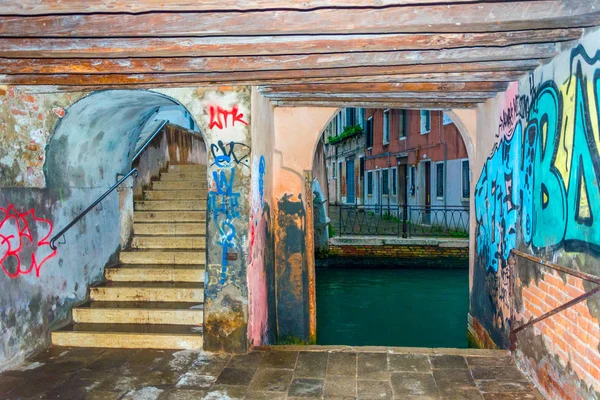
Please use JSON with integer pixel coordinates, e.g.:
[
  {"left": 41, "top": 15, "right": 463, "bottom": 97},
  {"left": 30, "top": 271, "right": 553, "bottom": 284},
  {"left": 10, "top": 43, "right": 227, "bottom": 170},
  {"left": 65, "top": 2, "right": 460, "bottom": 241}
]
[
  {"left": 215, "top": 367, "right": 255, "bottom": 386},
  {"left": 295, "top": 351, "right": 328, "bottom": 378},
  {"left": 430, "top": 355, "right": 468, "bottom": 369},
  {"left": 327, "top": 352, "right": 357, "bottom": 377},
  {"left": 175, "top": 371, "right": 216, "bottom": 389},
  {"left": 185, "top": 353, "right": 229, "bottom": 376},
  {"left": 4, "top": 374, "right": 74, "bottom": 399},
  {"left": 0, "top": 376, "right": 22, "bottom": 395},
  {"left": 204, "top": 385, "right": 247, "bottom": 399},
  {"left": 288, "top": 378, "right": 324, "bottom": 397},
  {"left": 87, "top": 349, "right": 135, "bottom": 371},
  {"left": 476, "top": 379, "right": 534, "bottom": 393},
  {"left": 466, "top": 356, "right": 514, "bottom": 368},
  {"left": 248, "top": 368, "right": 294, "bottom": 392},
  {"left": 127, "top": 349, "right": 170, "bottom": 369},
  {"left": 441, "top": 389, "right": 485, "bottom": 400},
  {"left": 121, "top": 386, "right": 165, "bottom": 400},
  {"left": 324, "top": 376, "right": 357, "bottom": 397},
  {"left": 163, "top": 389, "right": 207, "bottom": 400},
  {"left": 390, "top": 372, "right": 439, "bottom": 398},
  {"left": 259, "top": 351, "right": 298, "bottom": 369},
  {"left": 244, "top": 391, "right": 287, "bottom": 400},
  {"left": 471, "top": 366, "right": 529, "bottom": 381},
  {"left": 388, "top": 354, "right": 431, "bottom": 372},
  {"left": 357, "top": 379, "right": 393, "bottom": 399},
  {"left": 227, "top": 352, "right": 264, "bottom": 370},
  {"left": 433, "top": 367, "right": 476, "bottom": 390},
  {"left": 357, "top": 353, "right": 389, "bottom": 381},
  {"left": 483, "top": 393, "right": 540, "bottom": 400},
  {"left": 86, "top": 390, "right": 126, "bottom": 400}
]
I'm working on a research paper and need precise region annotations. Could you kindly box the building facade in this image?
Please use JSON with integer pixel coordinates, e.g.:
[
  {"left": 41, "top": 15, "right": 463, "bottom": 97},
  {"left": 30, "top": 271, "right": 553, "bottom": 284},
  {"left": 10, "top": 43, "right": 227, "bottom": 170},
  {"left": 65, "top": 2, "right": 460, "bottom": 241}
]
[{"left": 324, "top": 108, "right": 470, "bottom": 211}]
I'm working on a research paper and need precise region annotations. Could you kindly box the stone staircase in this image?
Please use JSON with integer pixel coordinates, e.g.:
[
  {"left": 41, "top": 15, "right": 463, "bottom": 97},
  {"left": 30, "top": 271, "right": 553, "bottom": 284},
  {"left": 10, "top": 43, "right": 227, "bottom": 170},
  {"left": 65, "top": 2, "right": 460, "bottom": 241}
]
[{"left": 52, "top": 164, "right": 207, "bottom": 349}]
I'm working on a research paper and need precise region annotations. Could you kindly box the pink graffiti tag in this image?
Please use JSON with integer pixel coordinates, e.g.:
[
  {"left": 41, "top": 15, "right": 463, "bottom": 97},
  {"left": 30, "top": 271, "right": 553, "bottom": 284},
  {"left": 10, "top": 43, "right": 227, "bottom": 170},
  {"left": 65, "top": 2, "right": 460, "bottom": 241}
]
[
  {"left": 209, "top": 105, "right": 248, "bottom": 130},
  {"left": 0, "top": 205, "right": 57, "bottom": 279}
]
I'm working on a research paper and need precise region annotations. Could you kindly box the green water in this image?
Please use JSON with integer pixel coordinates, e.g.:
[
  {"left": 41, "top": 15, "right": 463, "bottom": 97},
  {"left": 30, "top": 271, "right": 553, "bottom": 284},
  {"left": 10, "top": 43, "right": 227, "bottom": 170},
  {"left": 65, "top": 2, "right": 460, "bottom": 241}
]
[{"left": 316, "top": 267, "right": 469, "bottom": 348}]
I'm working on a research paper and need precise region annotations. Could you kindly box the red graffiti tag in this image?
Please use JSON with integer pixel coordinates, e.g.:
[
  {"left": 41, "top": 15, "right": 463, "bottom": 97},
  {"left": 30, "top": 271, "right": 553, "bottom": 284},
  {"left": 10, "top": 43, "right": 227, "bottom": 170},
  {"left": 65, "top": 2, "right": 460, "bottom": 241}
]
[
  {"left": 209, "top": 105, "right": 248, "bottom": 130},
  {"left": 0, "top": 205, "right": 57, "bottom": 279}
]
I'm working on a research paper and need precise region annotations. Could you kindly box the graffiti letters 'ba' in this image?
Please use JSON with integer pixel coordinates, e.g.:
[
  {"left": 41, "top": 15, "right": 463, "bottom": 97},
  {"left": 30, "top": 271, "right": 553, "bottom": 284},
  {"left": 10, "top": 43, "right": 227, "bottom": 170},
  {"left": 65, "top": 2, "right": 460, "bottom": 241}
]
[{"left": 0, "top": 205, "right": 57, "bottom": 279}]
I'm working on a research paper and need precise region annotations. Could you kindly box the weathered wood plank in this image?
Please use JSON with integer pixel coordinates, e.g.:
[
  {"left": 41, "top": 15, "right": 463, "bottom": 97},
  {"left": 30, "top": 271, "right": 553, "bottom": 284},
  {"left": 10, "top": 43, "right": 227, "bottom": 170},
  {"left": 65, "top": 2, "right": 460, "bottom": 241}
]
[
  {"left": 0, "top": 64, "right": 535, "bottom": 87},
  {"left": 0, "top": 0, "right": 481, "bottom": 15},
  {"left": 265, "top": 96, "right": 487, "bottom": 103},
  {"left": 0, "top": 2, "right": 597, "bottom": 37},
  {"left": 0, "top": 44, "right": 558, "bottom": 75},
  {"left": 260, "top": 82, "right": 508, "bottom": 93},
  {"left": 0, "top": 29, "right": 581, "bottom": 58},
  {"left": 262, "top": 91, "right": 496, "bottom": 100},
  {"left": 271, "top": 100, "right": 479, "bottom": 109}
]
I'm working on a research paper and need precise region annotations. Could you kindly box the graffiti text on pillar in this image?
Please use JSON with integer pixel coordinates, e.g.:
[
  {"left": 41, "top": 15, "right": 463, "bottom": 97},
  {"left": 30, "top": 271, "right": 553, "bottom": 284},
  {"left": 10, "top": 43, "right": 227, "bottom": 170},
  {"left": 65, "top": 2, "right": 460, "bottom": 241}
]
[{"left": 209, "top": 105, "right": 248, "bottom": 130}]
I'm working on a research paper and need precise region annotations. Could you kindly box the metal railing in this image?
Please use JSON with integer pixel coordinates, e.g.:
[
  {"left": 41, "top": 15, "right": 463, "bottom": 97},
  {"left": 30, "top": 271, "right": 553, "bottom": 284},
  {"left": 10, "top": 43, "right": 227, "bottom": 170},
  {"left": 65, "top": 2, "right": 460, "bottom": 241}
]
[
  {"left": 49, "top": 120, "right": 167, "bottom": 250},
  {"left": 509, "top": 249, "right": 600, "bottom": 350},
  {"left": 332, "top": 204, "right": 469, "bottom": 238}
]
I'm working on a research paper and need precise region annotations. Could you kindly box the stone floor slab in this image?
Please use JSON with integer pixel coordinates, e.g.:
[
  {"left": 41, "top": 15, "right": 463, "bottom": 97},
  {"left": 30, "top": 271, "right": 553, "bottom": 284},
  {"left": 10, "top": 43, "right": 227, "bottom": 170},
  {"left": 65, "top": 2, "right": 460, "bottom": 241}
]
[
  {"left": 358, "top": 379, "right": 393, "bottom": 399},
  {"left": 388, "top": 353, "right": 431, "bottom": 372},
  {"left": 288, "top": 378, "right": 325, "bottom": 397},
  {"left": 327, "top": 352, "right": 357, "bottom": 377},
  {"left": 259, "top": 351, "right": 298, "bottom": 369},
  {"left": 324, "top": 376, "right": 357, "bottom": 397},
  {"left": 357, "top": 353, "right": 389, "bottom": 381},
  {"left": 249, "top": 368, "right": 294, "bottom": 392},
  {"left": 214, "top": 367, "right": 255, "bottom": 386},
  {"left": 430, "top": 354, "right": 469, "bottom": 369},
  {"left": 390, "top": 371, "right": 439, "bottom": 398},
  {"left": 295, "top": 351, "right": 328, "bottom": 378}
]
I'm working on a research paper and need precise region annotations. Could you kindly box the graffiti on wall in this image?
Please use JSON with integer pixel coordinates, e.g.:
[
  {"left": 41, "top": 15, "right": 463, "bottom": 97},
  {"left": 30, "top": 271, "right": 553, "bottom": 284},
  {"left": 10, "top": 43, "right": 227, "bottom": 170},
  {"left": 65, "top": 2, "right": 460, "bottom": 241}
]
[
  {"left": 0, "top": 205, "right": 57, "bottom": 279},
  {"left": 209, "top": 105, "right": 248, "bottom": 130},
  {"left": 475, "top": 44, "right": 600, "bottom": 334},
  {"left": 210, "top": 140, "right": 251, "bottom": 168}
]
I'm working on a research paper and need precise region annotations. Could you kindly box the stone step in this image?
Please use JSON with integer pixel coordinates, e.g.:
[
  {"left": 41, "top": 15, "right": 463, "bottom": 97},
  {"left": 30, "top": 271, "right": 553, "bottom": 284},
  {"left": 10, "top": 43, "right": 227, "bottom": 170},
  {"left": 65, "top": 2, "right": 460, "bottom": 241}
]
[
  {"left": 135, "top": 200, "right": 206, "bottom": 211},
  {"left": 153, "top": 181, "right": 207, "bottom": 190},
  {"left": 134, "top": 222, "right": 206, "bottom": 235},
  {"left": 72, "top": 302, "right": 204, "bottom": 325},
  {"left": 131, "top": 235, "right": 206, "bottom": 250},
  {"left": 134, "top": 211, "right": 206, "bottom": 223},
  {"left": 120, "top": 250, "right": 205, "bottom": 265},
  {"left": 145, "top": 190, "right": 208, "bottom": 201},
  {"left": 160, "top": 172, "right": 205, "bottom": 181},
  {"left": 51, "top": 323, "right": 203, "bottom": 349},
  {"left": 105, "top": 264, "right": 205, "bottom": 283},
  {"left": 168, "top": 164, "right": 207, "bottom": 172},
  {"left": 90, "top": 282, "right": 204, "bottom": 302}
]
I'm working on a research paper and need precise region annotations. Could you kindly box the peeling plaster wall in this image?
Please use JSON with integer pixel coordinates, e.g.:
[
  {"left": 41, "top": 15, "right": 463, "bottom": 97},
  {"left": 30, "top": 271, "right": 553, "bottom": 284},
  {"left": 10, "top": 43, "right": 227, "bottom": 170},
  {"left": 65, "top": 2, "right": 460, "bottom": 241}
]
[
  {"left": 272, "top": 106, "right": 336, "bottom": 343},
  {"left": 471, "top": 29, "right": 600, "bottom": 399},
  {"left": 247, "top": 88, "right": 276, "bottom": 347},
  {"left": 0, "top": 86, "right": 250, "bottom": 369}
]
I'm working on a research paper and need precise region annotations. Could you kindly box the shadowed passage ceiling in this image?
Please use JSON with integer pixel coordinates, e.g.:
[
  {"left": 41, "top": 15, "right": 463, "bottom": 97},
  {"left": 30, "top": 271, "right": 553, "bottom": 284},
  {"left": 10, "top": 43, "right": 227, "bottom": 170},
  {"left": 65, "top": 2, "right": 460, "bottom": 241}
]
[{"left": 1, "top": 0, "right": 599, "bottom": 109}]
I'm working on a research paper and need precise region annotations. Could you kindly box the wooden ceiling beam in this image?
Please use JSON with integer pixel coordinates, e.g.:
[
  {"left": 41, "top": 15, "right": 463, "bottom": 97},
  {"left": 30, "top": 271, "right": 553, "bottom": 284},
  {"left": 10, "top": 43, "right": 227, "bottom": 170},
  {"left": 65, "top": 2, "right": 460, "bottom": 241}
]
[
  {"left": 262, "top": 92, "right": 496, "bottom": 100},
  {"left": 0, "top": 44, "right": 558, "bottom": 75},
  {"left": 0, "top": 29, "right": 582, "bottom": 58},
  {"left": 0, "top": 0, "right": 487, "bottom": 15},
  {"left": 0, "top": 1, "right": 597, "bottom": 37},
  {"left": 265, "top": 96, "right": 487, "bottom": 103},
  {"left": 271, "top": 100, "right": 479, "bottom": 109},
  {"left": 260, "top": 82, "right": 508, "bottom": 93}
]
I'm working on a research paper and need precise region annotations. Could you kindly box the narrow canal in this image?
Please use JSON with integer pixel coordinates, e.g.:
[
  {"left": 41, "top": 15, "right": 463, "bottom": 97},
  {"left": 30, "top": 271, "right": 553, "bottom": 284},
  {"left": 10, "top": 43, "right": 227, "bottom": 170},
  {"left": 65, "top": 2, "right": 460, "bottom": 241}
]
[{"left": 316, "top": 266, "right": 469, "bottom": 348}]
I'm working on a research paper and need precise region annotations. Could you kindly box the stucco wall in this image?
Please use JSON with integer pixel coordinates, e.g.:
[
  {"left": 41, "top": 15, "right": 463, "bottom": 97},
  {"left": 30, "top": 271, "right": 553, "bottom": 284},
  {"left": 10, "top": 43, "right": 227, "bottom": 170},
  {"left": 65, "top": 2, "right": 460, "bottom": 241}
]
[{"left": 470, "top": 28, "right": 600, "bottom": 399}]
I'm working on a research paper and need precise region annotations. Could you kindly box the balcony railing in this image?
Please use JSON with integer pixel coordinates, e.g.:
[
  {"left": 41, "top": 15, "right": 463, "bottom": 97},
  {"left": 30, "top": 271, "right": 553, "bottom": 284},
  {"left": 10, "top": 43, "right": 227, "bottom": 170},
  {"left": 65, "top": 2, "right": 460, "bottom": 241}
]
[{"left": 331, "top": 204, "right": 469, "bottom": 238}]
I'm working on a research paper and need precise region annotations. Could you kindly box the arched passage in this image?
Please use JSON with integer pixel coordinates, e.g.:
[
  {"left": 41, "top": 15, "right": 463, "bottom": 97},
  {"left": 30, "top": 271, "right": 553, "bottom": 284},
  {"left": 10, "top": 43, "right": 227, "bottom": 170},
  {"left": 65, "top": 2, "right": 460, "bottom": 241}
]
[
  {"left": 45, "top": 89, "right": 204, "bottom": 189},
  {"left": 309, "top": 106, "right": 477, "bottom": 347}
]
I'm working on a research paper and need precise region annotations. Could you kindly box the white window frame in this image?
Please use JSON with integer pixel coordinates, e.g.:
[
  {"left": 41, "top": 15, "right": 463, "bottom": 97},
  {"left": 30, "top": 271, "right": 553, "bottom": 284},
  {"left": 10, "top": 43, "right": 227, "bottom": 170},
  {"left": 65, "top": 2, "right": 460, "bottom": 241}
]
[
  {"left": 358, "top": 108, "right": 366, "bottom": 130},
  {"left": 461, "top": 159, "right": 471, "bottom": 201},
  {"left": 435, "top": 162, "right": 445, "bottom": 200},
  {"left": 420, "top": 110, "right": 431, "bottom": 134},
  {"left": 383, "top": 109, "right": 390, "bottom": 145}
]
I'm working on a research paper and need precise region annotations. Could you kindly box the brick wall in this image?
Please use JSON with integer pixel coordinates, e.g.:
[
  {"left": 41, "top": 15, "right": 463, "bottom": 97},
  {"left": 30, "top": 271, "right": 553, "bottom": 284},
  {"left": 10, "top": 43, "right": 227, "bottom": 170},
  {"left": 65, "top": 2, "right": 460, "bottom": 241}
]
[
  {"left": 328, "top": 244, "right": 468, "bottom": 260},
  {"left": 516, "top": 270, "right": 600, "bottom": 398}
]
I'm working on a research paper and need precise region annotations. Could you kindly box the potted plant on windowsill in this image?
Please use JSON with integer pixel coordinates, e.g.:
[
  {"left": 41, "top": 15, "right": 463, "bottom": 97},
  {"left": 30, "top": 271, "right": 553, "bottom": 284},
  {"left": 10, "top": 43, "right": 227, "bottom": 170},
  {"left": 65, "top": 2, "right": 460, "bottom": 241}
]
[{"left": 327, "top": 125, "right": 364, "bottom": 145}]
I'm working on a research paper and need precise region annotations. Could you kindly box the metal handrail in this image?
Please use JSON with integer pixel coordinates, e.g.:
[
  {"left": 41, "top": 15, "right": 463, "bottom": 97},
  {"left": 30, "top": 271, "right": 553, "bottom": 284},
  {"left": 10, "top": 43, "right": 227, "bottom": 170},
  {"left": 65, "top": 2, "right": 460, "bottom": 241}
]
[
  {"left": 509, "top": 249, "right": 600, "bottom": 350},
  {"left": 49, "top": 168, "right": 139, "bottom": 250},
  {"left": 132, "top": 119, "right": 168, "bottom": 162},
  {"left": 49, "top": 119, "right": 170, "bottom": 250}
]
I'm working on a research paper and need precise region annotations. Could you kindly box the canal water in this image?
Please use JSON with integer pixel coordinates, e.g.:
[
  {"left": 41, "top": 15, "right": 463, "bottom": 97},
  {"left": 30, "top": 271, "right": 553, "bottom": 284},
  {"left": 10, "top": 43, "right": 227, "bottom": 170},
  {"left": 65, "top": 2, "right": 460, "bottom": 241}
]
[{"left": 316, "top": 267, "right": 469, "bottom": 348}]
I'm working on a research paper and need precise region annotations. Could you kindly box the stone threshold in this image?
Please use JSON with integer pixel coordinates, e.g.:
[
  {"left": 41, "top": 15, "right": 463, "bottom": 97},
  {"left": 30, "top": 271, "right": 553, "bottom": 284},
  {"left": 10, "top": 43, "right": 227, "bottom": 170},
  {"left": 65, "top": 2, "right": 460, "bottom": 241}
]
[
  {"left": 330, "top": 236, "right": 469, "bottom": 247},
  {"left": 254, "top": 345, "right": 509, "bottom": 357}
]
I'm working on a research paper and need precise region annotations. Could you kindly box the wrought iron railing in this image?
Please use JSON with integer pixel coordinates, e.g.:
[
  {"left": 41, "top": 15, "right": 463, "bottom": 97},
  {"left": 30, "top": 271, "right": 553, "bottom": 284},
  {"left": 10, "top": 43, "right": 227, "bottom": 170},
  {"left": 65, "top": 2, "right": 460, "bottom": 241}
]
[{"left": 332, "top": 204, "right": 469, "bottom": 238}]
